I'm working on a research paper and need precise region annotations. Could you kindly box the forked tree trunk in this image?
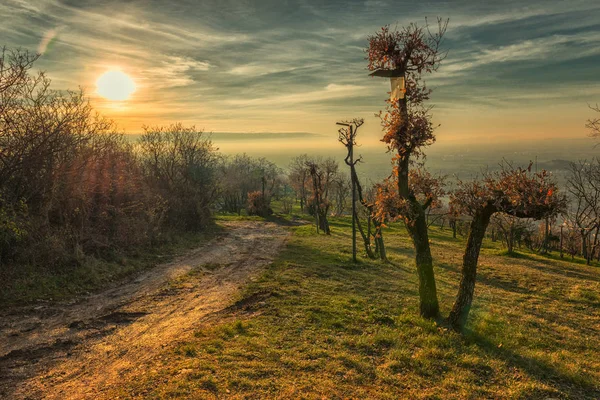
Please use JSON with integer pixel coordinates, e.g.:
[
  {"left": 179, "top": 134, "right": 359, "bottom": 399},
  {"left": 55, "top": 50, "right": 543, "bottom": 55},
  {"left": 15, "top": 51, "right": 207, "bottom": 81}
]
[
  {"left": 374, "top": 222, "right": 387, "bottom": 260},
  {"left": 397, "top": 155, "right": 440, "bottom": 319},
  {"left": 581, "top": 229, "right": 588, "bottom": 260},
  {"left": 354, "top": 210, "right": 375, "bottom": 259},
  {"left": 447, "top": 207, "right": 494, "bottom": 331},
  {"left": 349, "top": 166, "right": 386, "bottom": 260}
]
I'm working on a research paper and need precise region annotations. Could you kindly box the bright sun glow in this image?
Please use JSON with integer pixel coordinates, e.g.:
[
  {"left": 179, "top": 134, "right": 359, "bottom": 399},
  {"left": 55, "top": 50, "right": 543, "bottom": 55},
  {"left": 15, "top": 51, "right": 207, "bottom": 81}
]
[{"left": 96, "top": 69, "right": 136, "bottom": 101}]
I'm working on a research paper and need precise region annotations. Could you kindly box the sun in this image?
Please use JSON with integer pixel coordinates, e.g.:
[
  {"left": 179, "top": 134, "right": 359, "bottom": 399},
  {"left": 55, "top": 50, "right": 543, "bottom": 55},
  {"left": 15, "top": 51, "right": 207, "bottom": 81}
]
[{"left": 96, "top": 69, "right": 136, "bottom": 101}]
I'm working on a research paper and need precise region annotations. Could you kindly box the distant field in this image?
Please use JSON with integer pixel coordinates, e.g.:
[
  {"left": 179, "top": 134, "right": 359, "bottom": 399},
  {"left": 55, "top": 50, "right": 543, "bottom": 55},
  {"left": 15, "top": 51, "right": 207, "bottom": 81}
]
[{"left": 114, "top": 216, "right": 600, "bottom": 399}]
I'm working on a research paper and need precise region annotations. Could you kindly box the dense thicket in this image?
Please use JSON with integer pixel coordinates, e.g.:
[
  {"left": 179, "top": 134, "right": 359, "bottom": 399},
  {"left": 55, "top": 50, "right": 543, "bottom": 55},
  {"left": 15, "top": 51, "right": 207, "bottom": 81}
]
[
  {"left": 0, "top": 49, "right": 221, "bottom": 275},
  {"left": 139, "top": 124, "right": 218, "bottom": 230}
]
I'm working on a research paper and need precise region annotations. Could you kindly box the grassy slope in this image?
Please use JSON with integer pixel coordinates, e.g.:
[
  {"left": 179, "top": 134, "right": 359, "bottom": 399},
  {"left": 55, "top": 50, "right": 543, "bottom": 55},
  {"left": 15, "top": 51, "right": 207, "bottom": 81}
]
[
  {"left": 0, "top": 226, "right": 222, "bottom": 306},
  {"left": 117, "top": 216, "right": 600, "bottom": 399}
]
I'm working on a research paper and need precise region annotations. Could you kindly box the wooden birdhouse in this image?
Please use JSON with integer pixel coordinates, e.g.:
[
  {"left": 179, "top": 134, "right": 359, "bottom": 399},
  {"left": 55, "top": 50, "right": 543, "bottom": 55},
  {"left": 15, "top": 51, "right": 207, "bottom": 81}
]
[{"left": 369, "top": 69, "right": 406, "bottom": 100}]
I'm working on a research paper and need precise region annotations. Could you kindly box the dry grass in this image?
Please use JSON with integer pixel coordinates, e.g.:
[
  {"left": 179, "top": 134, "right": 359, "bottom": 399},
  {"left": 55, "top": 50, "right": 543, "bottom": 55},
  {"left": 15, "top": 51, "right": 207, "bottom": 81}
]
[{"left": 114, "top": 217, "right": 600, "bottom": 399}]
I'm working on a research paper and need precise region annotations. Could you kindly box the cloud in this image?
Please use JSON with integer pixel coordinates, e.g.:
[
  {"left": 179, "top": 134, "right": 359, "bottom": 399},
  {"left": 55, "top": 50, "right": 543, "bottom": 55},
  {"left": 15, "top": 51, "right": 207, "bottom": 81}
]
[
  {"left": 438, "top": 32, "right": 600, "bottom": 79},
  {"left": 4, "top": 0, "right": 41, "bottom": 14},
  {"left": 144, "top": 56, "right": 211, "bottom": 88},
  {"left": 226, "top": 83, "right": 367, "bottom": 108}
]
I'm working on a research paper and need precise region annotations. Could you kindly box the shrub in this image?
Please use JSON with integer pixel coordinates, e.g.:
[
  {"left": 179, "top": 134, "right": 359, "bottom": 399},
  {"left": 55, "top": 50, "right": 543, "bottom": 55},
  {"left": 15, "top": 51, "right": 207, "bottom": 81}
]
[{"left": 246, "top": 191, "right": 273, "bottom": 217}]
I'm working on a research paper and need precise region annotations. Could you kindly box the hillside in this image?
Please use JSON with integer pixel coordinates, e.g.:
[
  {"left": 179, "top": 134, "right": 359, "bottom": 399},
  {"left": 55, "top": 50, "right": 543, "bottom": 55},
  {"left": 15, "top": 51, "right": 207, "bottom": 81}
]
[{"left": 94, "top": 217, "right": 600, "bottom": 399}]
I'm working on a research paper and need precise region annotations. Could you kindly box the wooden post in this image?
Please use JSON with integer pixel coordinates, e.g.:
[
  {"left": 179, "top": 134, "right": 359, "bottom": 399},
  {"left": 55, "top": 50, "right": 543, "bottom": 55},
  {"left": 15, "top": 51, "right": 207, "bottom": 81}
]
[
  {"left": 560, "top": 224, "right": 564, "bottom": 258},
  {"left": 350, "top": 125, "right": 357, "bottom": 263}
]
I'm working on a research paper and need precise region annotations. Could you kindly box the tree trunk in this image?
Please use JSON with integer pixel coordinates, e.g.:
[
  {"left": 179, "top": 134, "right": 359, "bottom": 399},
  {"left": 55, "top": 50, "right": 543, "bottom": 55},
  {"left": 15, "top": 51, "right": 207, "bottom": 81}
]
[
  {"left": 540, "top": 217, "right": 549, "bottom": 254},
  {"left": 374, "top": 222, "right": 387, "bottom": 261},
  {"left": 450, "top": 220, "right": 457, "bottom": 238},
  {"left": 581, "top": 229, "right": 588, "bottom": 260},
  {"left": 376, "top": 235, "right": 386, "bottom": 260},
  {"left": 319, "top": 212, "right": 330, "bottom": 235},
  {"left": 507, "top": 227, "right": 514, "bottom": 254},
  {"left": 405, "top": 206, "right": 440, "bottom": 319},
  {"left": 447, "top": 207, "right": 494, "bottom": 331},
  {"left": 354, "top": 210, "right": 375, "bottom": 259},
  {"left": 396, "top": 154, "right": 439, "bottom": 319}
]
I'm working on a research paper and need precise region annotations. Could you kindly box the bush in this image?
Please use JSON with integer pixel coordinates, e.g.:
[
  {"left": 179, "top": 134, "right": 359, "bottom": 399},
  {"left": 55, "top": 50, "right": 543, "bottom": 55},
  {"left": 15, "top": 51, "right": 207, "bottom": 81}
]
[{"left": 246, "top": 191, "right": 273, "bottom": 217}]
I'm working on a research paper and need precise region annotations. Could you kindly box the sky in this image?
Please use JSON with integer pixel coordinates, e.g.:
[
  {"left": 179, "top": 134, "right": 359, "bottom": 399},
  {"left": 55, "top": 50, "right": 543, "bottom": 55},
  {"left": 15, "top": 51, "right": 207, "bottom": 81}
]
[{"left": 1, "top": 0, "right": 600, "bottom": 149}]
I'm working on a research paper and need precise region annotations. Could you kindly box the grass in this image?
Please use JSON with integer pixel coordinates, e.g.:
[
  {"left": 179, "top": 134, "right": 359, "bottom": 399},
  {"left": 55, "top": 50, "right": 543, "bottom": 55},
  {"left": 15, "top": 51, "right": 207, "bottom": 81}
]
[
  {"left": 64, "top": 216, "right": 600, "bottom": 398},
  {"left": 0, "top": 224, "right": 223, "bottom": 306}
]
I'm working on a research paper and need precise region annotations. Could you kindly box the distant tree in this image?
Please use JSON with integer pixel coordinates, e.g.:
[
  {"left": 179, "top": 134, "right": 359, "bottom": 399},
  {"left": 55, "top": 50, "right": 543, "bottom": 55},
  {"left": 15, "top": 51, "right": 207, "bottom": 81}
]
[
  {"left": 490, "top": 213, "right": 530, "bottom": 254},
  {"left": 219, "top": 154, "right": 280, "bottom": 215},
  {"left": 365, "top": 182, "right": 388, "bottom": 260},
  {"left": 447, "top": 164, "right": 565, "bottom": 331},
  {"left": 563, "top": 224, "right": 581, "bottom": 260},
  {"left": 330, "top": 173, "right": 352, "bottom": 217},
  {"left": 288, "top": 154, "right": 310, "bottom": 212},
  {"left": 139, "top": 124, "right": 219, "bottom": 230},
  {"left": 367, "top": 19, "right": 448, "bottom": 318},
  {"left": 566, "top": 159, "right": 600, "bottom": 264},
  {"left": 447, "top": 207, "right": 460, "bottom": 238},
  {"left": 587, "top": 104, "right": 600, "bottom": 141},
  {"left": 306, "top": 159, "right": 338, "bottom": 235}
]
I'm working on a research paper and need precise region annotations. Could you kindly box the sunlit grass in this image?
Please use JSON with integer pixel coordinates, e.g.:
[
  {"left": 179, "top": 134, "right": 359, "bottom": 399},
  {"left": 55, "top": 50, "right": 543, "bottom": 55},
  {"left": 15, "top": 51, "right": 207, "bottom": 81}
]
[{"left": 111, "top": 216, "right": 600, "bottom": 398}]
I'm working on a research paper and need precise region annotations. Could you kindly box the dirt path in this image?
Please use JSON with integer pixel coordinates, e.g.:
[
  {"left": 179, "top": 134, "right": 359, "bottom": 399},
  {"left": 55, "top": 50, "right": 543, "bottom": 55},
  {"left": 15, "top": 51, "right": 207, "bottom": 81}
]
[{"left": 0, "top": 220, "right": 289, "bottom": 399}]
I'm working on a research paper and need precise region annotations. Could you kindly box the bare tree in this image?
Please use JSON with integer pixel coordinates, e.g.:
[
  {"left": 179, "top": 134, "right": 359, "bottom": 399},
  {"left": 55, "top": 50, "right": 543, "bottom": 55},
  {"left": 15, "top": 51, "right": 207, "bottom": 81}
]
[
  {"left": 587, "top": 104, "right": 600, "bottom": 141},
  {"left": 566, "top": 159, "right": 600, "bottom": 264},
  {"left": 307, "top": 161, "right": 331, "bottom": 235},
  {"left": 490, "top": 213, "right": 530, "bottom": 254},
  {"left": 139, "top": 124, "right": 219, "bottom": 230},
  {"left": 218, "top": 154, "right": 280, "bottom": 215},
  {"left": 338, "top": 118, "right": 384, "bottom": 260},
  {"left": 330, "top": 173, "right": 351, "bottom": 216},
  {"left": 288, "top": 154, "right": 310, "bottom": 211}
]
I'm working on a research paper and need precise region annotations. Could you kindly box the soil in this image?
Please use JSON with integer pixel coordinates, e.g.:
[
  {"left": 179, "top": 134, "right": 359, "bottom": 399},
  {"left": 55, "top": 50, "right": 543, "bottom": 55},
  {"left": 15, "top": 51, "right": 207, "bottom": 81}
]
[{"left": 0, "top": 220, "right": 289, "bottom": 399}]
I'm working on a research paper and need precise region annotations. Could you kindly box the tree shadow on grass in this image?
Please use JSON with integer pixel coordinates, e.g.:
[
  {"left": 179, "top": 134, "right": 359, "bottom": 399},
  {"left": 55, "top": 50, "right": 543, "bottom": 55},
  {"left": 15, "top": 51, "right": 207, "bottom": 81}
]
[
  {"left": 466, "top": 330, "right": 600, "bottom": 399},
  {"left": 500, "top": 251, "right": 600, "bottom": 283}
]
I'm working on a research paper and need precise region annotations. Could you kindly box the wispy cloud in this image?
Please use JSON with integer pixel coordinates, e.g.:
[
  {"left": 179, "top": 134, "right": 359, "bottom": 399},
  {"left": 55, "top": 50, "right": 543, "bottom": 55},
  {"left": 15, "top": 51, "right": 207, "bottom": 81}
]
[
  {"left": 226, "top": 83, "right": 367, "bottom": 107},
  {"left": 439, "top": 32, "right": 600, "bottom": 78},
  {"left": 144, "top": 56, "right": 211, "bottom": 88}
]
